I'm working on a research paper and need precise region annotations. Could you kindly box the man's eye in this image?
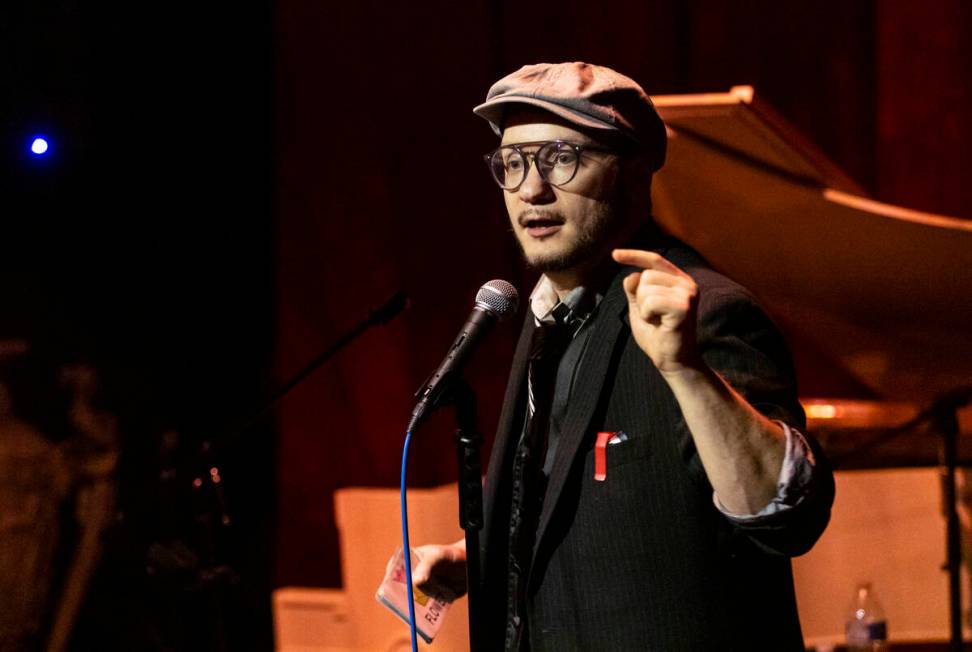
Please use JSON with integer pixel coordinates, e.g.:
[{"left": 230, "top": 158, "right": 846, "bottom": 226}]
[
  {"left": 506, "top": 158, "right": 524, "bottom": 171},
  {"left": 541, "top": 148, "right": 577, "bottom": 166}
]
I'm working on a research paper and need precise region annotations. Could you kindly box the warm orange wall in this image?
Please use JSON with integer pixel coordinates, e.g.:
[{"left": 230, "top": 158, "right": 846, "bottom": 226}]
[{"left": 794, "top": 468, "right": 972, "bottom": 646}]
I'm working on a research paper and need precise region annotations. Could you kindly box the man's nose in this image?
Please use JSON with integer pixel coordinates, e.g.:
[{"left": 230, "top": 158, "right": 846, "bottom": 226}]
[{"left": 516, "top": 160, "right": 555, "bottom": 204}]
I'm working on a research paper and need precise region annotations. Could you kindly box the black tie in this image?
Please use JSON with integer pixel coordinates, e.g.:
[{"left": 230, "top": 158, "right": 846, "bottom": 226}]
[{"left": 505, "top": 306, "right": 573, "bottom": 651}]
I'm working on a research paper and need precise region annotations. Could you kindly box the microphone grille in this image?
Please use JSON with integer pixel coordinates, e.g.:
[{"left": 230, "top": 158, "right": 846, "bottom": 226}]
[{"left": 476, "top": 279, "right": 519, "bottom": 319}]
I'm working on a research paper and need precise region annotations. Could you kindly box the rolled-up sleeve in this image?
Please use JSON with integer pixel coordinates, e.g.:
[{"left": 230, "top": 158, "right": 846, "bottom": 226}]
[
  {"left": 714, "top": 422, "right": 818, "bottom": 520},
  {"left": 696, "top": 286, "right": 835, "bottom": 556}
]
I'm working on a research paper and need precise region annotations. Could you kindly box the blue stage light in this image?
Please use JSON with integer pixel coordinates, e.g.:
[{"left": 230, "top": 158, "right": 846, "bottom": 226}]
[{"left": 30, "top": 137, "right": 49, "bottom": 155}]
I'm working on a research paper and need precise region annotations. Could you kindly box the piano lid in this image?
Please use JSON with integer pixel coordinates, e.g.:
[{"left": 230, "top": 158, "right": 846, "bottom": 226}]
[{"left": 650, "top": 86, "right": 972, "bottom": 402}]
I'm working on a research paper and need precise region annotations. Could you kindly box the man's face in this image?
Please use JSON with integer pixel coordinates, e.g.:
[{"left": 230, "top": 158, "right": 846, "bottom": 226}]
[{"left": 499, "top": 110, "right": 626, "bottom": 275}]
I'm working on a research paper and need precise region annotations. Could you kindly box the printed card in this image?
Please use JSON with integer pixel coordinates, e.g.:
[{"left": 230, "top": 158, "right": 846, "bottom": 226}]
[{"left": 376, "top": 547, "right": 452, "bottom": 644}]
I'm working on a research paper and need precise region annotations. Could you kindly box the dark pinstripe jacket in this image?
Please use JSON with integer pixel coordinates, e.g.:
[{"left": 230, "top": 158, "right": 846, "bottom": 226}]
[{"left": 479, "top": 240, "right": 835, "bottom": 651}]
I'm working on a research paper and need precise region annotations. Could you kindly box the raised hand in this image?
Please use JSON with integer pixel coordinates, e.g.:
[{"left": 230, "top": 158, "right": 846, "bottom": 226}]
[{"left": 612, "top": 249, "right": 702, "bottom": 375}]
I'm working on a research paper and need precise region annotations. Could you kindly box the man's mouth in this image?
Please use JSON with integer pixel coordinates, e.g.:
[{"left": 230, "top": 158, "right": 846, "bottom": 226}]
[{"left": 520, "top": 214, "right": 565, "bottom": 239}]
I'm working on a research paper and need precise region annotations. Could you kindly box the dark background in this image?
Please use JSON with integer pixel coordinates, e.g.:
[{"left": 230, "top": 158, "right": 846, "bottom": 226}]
[
  {"left": 2, "top": 0, "right": 275, "bottom": 649},
  {"left": 3, "top": 0, "right": 971, "bottom": 648}
]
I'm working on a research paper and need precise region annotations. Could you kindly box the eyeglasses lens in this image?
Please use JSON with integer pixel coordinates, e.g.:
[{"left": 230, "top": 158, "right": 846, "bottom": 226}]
[{"left": 489, "top": 142, "right": 579, "bottom": 189}]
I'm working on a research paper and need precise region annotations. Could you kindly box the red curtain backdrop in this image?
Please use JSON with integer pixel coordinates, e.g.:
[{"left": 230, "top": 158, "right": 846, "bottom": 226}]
[{"left": 273, "top": 0, "right": 972, "bottom": 588}]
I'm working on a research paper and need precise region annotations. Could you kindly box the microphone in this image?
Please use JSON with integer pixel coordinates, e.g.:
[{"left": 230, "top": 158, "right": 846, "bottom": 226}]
[{"left": 408, "top": 280, "right": 519, "bottom": 432}]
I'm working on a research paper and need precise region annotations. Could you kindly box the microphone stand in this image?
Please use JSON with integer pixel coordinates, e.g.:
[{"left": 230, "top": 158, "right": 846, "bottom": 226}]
[
  {"left": 195, "top": 288, "right": 409, "bottom": 532},
  {"left": 407, "top": 373, "right": 487, "bottom": 652},
  {"left": 451, "top": 379, "right": 485, "bottom": 652},
  {"left": 218, "top": 290, "right": 409, "bottom": 449},
  {"left": 931, "top": 390, "right": 970, "bottom": 652}
]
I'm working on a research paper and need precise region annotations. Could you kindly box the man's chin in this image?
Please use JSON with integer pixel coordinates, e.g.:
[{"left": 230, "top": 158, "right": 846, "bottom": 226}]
[
  {"left": 515, "top": 229, "right": 609, "bottom": 274},
  {"left": 523, "top": 247, "right": 586, "bottom": 273}
]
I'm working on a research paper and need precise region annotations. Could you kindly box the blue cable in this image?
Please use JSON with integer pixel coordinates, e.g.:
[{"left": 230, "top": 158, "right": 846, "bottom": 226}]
[{"left": 400, "top": 429, "right": 419, "bottom": 652}]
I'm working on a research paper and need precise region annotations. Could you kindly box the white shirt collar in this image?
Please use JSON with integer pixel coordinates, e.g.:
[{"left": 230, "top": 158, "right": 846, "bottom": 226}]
[{"left": 528, "top": 275, "right": 601, "bottom": 325}]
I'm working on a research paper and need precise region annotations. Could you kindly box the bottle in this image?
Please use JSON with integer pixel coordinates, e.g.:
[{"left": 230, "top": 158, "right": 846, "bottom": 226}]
[{"left": 845, "top": 582, "right": 889, "bottom": 651}]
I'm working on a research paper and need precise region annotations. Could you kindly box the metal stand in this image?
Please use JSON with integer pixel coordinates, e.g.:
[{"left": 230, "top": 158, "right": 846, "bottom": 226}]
[
  {"left": 452, "top": 380, "right": 485, "bottom": 652},
  {"left": 409, "top": 374, "right": 486, "bottom": 652},
  {"left": 936, "top": 399, "right": 963, "bottom": 652}
]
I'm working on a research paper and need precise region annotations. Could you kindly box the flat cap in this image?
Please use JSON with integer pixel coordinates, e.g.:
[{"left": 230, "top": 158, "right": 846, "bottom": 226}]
[{"left": 473, "top": 62, "right": 667, "bottom": 170}]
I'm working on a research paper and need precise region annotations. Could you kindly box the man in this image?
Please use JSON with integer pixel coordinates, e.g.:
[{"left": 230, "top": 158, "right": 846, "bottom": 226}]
[{"left": 413, "top": 62, "right": 834, "bottom": 651}]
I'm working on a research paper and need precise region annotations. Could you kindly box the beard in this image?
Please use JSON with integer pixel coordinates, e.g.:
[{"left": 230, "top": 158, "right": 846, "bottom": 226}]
[{"left": 515, "top": 200, "right": 619, "bottom": 273}]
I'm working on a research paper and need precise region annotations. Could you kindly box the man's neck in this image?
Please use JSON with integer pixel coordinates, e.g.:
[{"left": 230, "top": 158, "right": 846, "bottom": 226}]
[
  {"left": 545, "top": 268, "right": 591, "bottom": 301},
  {"left": 545, "top": 256, "right": 615, "bottom": 301}
]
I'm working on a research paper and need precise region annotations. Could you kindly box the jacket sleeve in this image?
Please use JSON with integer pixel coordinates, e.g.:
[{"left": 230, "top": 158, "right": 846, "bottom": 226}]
[{"left": 696, "top": 285, "right": 836, "bottom": 557}]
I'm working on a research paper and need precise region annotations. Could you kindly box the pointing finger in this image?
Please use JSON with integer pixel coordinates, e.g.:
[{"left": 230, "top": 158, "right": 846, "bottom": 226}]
[
  {"left": 613, "top": 249, "right": 689, "bottom": 278},
  {"left": 637, "top": 269, "right": 686, "bottom": 289}
]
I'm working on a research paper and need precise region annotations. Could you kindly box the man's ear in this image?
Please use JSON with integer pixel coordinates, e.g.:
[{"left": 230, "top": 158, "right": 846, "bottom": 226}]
[
  {"left": 618, "top": 154, "right": 653, "bottom": 192},
  {"left": 622, "top": 151, "right": 657, "bottom": 178},
  {"left": 617, "top": 159, "right": 653, "bottom": 216}
]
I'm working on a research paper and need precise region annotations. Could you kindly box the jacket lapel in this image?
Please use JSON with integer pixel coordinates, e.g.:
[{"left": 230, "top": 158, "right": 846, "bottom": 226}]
[
  {"left": 489, "top": 315, "right": 534, "bottom": 471},
  {"left": 481, "top": 314, "right": 534, "bottom": 557},
  {"left": 532, "top": 275, "right": 631, "bottom": 563}
]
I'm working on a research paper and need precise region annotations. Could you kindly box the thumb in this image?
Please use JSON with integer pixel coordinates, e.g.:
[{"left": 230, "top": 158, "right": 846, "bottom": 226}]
[
  {"left": 411, "top": 557, "right": 431, "bottom": 585},
  {"left": 622, "top": 272, "right": 641, "bottom": 304}
]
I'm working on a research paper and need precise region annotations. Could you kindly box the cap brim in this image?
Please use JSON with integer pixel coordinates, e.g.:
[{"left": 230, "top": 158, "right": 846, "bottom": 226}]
[{"left": 473, "top": 96, "right": 618, "bottom": 137}]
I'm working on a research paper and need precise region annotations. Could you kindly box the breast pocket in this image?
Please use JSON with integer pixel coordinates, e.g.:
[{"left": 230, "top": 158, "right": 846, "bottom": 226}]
[
  {"left": 578, "top": 433, "right": 655, "bottom": 528},
  {"left": 603, "top": 434, "right": 651, "bottom": 468}
]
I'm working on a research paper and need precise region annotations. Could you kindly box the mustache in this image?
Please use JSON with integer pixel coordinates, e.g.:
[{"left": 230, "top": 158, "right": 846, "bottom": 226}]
[{"left": 517, "top": 210, "right": 566, "bottom": 227}]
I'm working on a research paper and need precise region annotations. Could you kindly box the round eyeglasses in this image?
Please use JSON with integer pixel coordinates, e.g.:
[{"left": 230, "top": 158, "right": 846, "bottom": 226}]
[{"left": 483, "top": 140, "right": 613, "bottom": 191}]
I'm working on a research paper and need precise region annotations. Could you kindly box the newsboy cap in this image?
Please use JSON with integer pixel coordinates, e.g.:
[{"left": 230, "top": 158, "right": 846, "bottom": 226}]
[{"left": 473, "top": 62, "right": 667, "bottom": 171}]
